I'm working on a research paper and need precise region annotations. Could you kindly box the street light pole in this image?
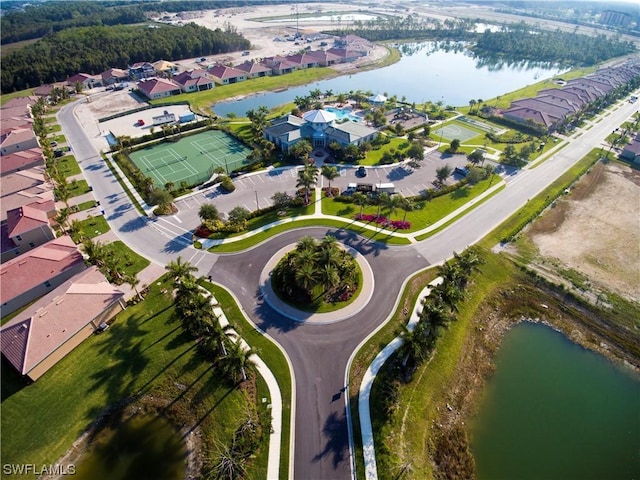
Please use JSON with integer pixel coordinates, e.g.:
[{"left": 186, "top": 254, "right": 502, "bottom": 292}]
[{"left": 255, "top": 190, "right": 259, "bottom": 211}]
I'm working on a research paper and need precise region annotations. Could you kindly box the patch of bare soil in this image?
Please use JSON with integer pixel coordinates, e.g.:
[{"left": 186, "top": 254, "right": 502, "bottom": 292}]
[
  {"left": 528, "top": 161, "right": 640, "bottom": 302},
  {"left": 430, "top": 279, "right": 640, "bottom": 480}
]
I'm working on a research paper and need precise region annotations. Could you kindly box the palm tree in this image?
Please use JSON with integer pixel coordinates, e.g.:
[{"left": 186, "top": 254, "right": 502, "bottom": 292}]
[
  {"left": 399, "top": 196, "right": 415, "bottom": 223},
  {"left": 296, "top": 164, "right": 318, "bottom": 205},
  {"left": 83, "top": 238, "right": 107, "bottom": 268},
  {"left": 296, "top": 235, "right": 317, "bottom": 253},
  {"left": 352, "top": 192, "right": 368, "bottom": 215},
  {"left": 436, "top": 165, "right": 453, "bottom": 184},
  {"left": 295, "top": 262, "right": 318, "bottom": 296},
  {"left": 124, "top": 273, "right": 143, "bottom": 301},
  {"left": 321, "top": 165, "right": 340, "bottom": 197},
  {"left": 219, "top": 340, "right": 256, "bottom": 384},
  {"left": 385, "top": 195, "right": 402, "bottom": 220},
  {"left": 165, "top": 256, "right": 198, "bottom": 284},
  {"left": 468, "top": 99, "right": 476, "bottom": 113},
  {"left": 320, "top": 263, "right": 340, "bottom": 293},
  {"left": 376, "top": 192, "right": 390, "bottom": 217}
]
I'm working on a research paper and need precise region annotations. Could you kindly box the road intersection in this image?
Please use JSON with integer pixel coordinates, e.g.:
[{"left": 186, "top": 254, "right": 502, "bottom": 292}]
[{"left": 58, "top": 95, "right": 638, "bottom": 479}]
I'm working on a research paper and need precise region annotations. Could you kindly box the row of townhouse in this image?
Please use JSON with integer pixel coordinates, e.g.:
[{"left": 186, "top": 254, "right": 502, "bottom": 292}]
[
  {"left": 502, "top": 61, "right": 640, "bottom": 133},
  {"left": 0, "top": 98, "right": 126, "bottom": 381}
]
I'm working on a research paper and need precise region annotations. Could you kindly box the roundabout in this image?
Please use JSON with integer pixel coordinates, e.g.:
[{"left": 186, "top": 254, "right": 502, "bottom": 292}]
[{"left": 259, "top": 240, "right": 375, "bottom": 325}]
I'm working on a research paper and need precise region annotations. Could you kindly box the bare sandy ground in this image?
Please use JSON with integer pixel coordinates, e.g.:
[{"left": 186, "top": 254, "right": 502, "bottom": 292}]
[{"left": 530, "top": 161, "right": 640, "bottom": 302}]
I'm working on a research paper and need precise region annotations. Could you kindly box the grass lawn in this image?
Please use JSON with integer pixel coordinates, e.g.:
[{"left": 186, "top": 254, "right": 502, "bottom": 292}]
[
  {"left": 55, "top": 155, "right": 81, "bottom": 178},
  {"left": 102, "top": 154, "right": 146, "bottom": 216},
  {"left": 322, "top": 176, "right": 500, "bottom": 233},
  {"left": 47, "top": 124, "right": 62, "bottom": 134},
  {"left": 71, "top": 215, "right": 110, "bottom": 241},
  {"left": 0, "top": 277, "right": 255, "bottom": 479},
  {"left": 203, "top": 283, "right": 292, "bottom": 480},
  {"left": 68, "top": 179, "right": 92, "bottom": 198},
  {"left": 0, "top": 88, "right": 36, "bottom": 105},
  {"left": 102, "top": 240, "right": 151, "bottom": 278},
  {"left": 74, "top": 200, "right": 98, "bottom": 212},
  {"left": 363, "top": 138, "right": 409, "bottom": 165},
  {"left": 207, "top": 218, "right": 411, "bottom": 253}
]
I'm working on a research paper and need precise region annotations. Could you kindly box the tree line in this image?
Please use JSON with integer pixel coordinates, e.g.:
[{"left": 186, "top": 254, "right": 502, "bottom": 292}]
[
  {"left": 0, "top": 0, "right": 294, "bottom": 45},
  {"left": 1, "top": 22, "right": 250, "bottom": 93}
]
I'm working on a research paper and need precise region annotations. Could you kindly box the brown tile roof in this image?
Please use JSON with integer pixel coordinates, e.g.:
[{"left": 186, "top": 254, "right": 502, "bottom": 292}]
[
  {"left": 0, "top": 128, "right": 37, "bottom": 150},
  {"left": 1, "top": 96, "right": 38, "bottom": 109},
  {"left": 137, "top": 78, "right": 180, "bottom": 96},
  {"left": 0, "top": 266, "right": 124, "bottom": 376},
  {"left": 6, "top": 200, "right": 54, "bottom": 237},
  {"left": 1, "top": 167, "right": 53, "bottom": 221},
  {"left": 0, "top": 148, "right": 43, "bottom": 175},
  {"left": 0, "top": 236, "right": 85, "bottom": 305},
  {"left": 207, "top": 65, "right": 246, "bottom": 80},
  {"left": 234, "top": 61, "right": 272, "bottom": 75}
]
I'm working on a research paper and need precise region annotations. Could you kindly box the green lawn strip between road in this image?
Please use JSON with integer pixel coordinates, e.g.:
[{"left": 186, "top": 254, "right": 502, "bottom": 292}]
[
  {"left": 102, "top": 240, "right": 151, "bottom": 278},
  {"left": 203, "top": 283, "right": 292, "bottom": 480},
  {"left": 70, "top": 215, "right": 110, "bottom": 241},
  {"left": 74, "top": 200, "right": 98, "bottom": 212},
  {"left": 56, "top": 155, "right": 81, "bottom": 178},
  {"left": 322, "top": 176, "right": 499, "bottom": 233},
  {"left": 0, "top": 277, "right": 252, "bottom": 479},
  {"left": 102, "top": 154, "right": 147, "bottom": 216},
  {"left": 67, "top": 179, "right": 91, "bottom": 198},
  {"left": 207, "top": 219, "right": 411, "bottom": 253}
]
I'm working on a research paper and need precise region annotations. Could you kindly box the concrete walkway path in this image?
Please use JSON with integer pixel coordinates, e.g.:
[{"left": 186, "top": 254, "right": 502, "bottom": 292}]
[{"left": 359, "top": 276, "right": 443, "bottom": 480}]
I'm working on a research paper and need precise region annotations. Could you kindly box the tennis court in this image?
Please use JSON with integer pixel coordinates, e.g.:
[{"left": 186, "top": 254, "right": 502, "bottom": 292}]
[
  {"left": 128, "top": 130, "right": 251, "bottom": 187},
  {"left": 433, "top": 122, "right": 481, "bottom": 143}
]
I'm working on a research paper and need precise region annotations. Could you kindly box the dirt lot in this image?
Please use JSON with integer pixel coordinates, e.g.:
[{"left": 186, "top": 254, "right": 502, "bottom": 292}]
[{"left": 527, "top": 161, "right": 640, "bottom": 302}]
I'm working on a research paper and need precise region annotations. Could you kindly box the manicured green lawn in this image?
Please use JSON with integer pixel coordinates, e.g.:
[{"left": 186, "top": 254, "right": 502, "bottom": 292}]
[
  {"left": 71, "top": 215, "right": 110, "bottom": 241},
  {"left": 56, "top": 155, "right": 81, "bottom": 178},
  {"left": 363, "top": 138, "right": 409, "bottom": 165},
  {"left": 322, "top": 176, "right": 500, "bottom": 233},
  {"left": 203, "top": 283, "right": 292, "bottom": 480},
  {"left": 68, "top": 179, "right": 92, "bottom": 198},
  {"left": 102, "top": 240, "right": 150, "bottom": 277},
  {"left": 1, "top": 277, "right": 250, "bottom": 477},
  {"left": 0, "top": 88, "right": 36, "bottom": 106},
  {"left": 74, "top": 200, "right": 98, "bottom": 212}
]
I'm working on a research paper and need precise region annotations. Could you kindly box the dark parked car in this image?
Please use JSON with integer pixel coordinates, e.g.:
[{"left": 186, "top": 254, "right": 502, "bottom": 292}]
[{"left": 356, "top": 166, "right": 367, "bottom": 178}]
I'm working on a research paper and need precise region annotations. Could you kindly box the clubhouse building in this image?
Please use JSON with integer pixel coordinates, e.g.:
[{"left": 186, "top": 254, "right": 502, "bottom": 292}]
[{"left": 264, "top": 109, "right": 378, "bottom": 152}]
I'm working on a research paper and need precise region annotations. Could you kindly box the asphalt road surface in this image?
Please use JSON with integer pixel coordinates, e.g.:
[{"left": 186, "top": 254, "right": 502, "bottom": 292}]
[{"left": 58, "top": 95, "right": 638, "bottom": 480}]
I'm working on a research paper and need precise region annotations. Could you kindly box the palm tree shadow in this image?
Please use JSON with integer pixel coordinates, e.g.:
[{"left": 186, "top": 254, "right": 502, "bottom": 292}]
[
  {"left": 312, "top": 410, "right": 349, "bottom": 468},
  {"left": 251, "top": 296, "right": 300, "bottom": 334},
  {"left": 326, "top": 227, "right": 388, "bottom": 257}
]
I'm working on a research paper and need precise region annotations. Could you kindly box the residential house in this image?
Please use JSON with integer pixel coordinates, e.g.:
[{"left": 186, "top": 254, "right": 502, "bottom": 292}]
[
  {"left": 1, "top": 166, "right": 53, "bottom": 222},
  {"left": 0, "top": 148, "right": 44, "bottom": 176},
  {"left": 172, "top": 69, "right": 214, "bottom": 93},
  {"left": 0, "top": 266, "right": 125, "bottom": 381},
  {"left": 261, "top": 56, "right": 298, "bottom": 76},
  {"left": 0, "top": 127, "right": 40, "bottom": 156},
  {"left": 502, "top": 106, "right": 561, "bottom": 132},
  {"left": 136, "top": 78, "right": 181, "bottom": 100},
  {"left": 327, "top": 47, "right": 363, "bottom": 63},
  {"left": 128, "top": 62, "right": 156, "bottom": 80},
  {"left": 334, "top": 34, "right": 373, "bottom": 54},
  {"left": 0, "top": 235, "right": 86, "bottom": 316},
  {"left": 207, "top": 65, "right": 247, "bottom": 85},
  {"left": 153, "top": 59, "right": 180, "bottom": 76},
  {"left": 101, "top": 68, "right": 129, "bottom": 85},
  {"left": 32, "top": 83, "right": 73, "bottom": 98},
  {"left": 264, "top": 109, "right": 377, "bottom": 152},
  {"left": 620, "top": 133, "right": 640, "bottom": 164},
  {"left": 235, "top": 61, "right": 273, "bottom": 78},
  {"left": 5, "top": 200, "right": 56, "bottom": 252},
  {"left": 306, "top": 50, "right": 341, "bottom": 67},
  {"left": 0, "top": 105, "right": 34, "bottom": 133},
  {"left": 285, "top": 53, "right": 320, "bottom": 69},
  {"left": 67, "top": 73, "right": 102, "bottom": 90},
  {"left": 1, "top": 96, "right": 39, "bottom": 110}
]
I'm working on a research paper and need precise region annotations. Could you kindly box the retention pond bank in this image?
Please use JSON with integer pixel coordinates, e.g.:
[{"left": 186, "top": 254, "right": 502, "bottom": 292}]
[{"left": 471, "top": 322, "right": 640, "bottom": 480}]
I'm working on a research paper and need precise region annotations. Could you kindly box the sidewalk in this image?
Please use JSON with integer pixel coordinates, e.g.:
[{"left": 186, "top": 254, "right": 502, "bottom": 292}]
[{"left": 358, "top": 277, "right": 443, "bottom": 480}]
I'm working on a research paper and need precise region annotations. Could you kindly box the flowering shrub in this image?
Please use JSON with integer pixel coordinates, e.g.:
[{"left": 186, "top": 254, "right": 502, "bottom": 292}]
[{"left": 354, "top": 213, "right": 411, "bottom": 230}]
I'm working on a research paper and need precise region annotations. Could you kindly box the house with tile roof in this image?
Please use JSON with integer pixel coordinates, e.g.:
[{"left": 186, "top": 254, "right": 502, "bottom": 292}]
[
  {"left": 306, "top": 50, "right": 341, "bottom": 67},
  {"left": 0, "top": 266, "right": 125, "bottom": 381},
  {"left": 5, "top": 200, "right": 56, "bottom": 252},
  {"left": 32, "top": 83, "right": 73, "bottom": 98},
  {"left": 620, "top": 133, "right": 640, "bottom": 164},
  {"left": 0, "top": 148, "right": 43, "bottom": 176},
  {"left": 100, "top": 68, "right": 129, "bottom": 85},
  {"left": 136, "top": 78, "right": 181, "bottom": 100},
  {"left": 207, "top": 65, "right": 247, "bottom": 85},
  {"left": 128, "top": 62, "right": 156, "bottom": 80},
  {"left": 1, "top": 166, "right": 53, "bottom": 222},
  {"left": 261, "top": 56, "right": 299, "bottom": 76},
  {"left": 327, "top": 47, "right": 363, "bottom": 63},
  {"left": 264, "top": 109, "right": 377, "bottom": 152},
  {"left": 0, "top": 127, "right": 40, "bottom": 156},
  {"left": 286, "top": 53, "right": 320, "bottom": 69},
  {"left": 0, "top": 235, "right": 86, "bottom": 316},
  {"left": 1, "top": 96, "right": 39, "bottom": 110},
  {"left": 66, "top": 73, "right": 102, "bottom": 90},
  {"left": 235, "top": 61, "right": 273, "bottom": 78},
  {"left": 172, "top": 69, "right": 214, "bottom": 93}
]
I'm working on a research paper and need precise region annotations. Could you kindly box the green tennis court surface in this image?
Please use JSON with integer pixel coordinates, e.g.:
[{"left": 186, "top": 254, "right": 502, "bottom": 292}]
[
  {"left": 433, "top": 122, "right": 481, "bottom": 143},
  {"left": 128, "top": 130, "right": 251, "bottom": 187}
]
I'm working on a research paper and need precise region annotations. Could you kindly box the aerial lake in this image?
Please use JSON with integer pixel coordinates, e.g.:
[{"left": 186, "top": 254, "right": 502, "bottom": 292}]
[
  {"left": 471, "top": 322, "right": 640, "bottom": 480},
  {"left": 213, "top": 41, "right": 566, "bottom": 117}
]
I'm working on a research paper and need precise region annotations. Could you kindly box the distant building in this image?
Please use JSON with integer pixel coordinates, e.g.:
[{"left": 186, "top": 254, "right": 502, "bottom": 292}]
[
  {"left": 599, "top": 10, "right": 632, "bottom": 27},
  {"left": 171, "top": 69, "right": 214, "bottom": 93},
  {"left": 136, "top": 78, "right": 181, "bottom": 100}
]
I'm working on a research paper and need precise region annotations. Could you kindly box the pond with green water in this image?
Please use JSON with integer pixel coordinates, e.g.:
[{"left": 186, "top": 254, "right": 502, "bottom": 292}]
[
  {"left": 75, "top": 415, "right": 187, "bottom": 480},
  {"left": 472, "top": 322, "right": 640, "bottom": 480}
]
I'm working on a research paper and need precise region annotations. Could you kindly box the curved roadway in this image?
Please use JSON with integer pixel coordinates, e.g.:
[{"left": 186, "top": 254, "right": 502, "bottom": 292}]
[{"left": 58, "top": 95, "right": 638, "bottom": 480}]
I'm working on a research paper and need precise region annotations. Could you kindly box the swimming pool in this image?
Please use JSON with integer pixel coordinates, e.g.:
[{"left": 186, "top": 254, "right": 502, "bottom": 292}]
[{"left": 324, "top": 107, "right": 363, "bottom": 123}]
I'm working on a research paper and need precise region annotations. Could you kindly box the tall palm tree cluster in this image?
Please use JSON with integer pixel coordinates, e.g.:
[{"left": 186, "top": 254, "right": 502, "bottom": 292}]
[
  {"left": 165, "top": 257, "right": 255, "bottom": 385},
  {"left": 400, "top": 248, "right": 484, "bottom": 375},
  {"left": 272, "top": 236, "right": 359, "bottom": 305},
  {"left": 296, "top": 163, "right": 318, "bottom": 205}
]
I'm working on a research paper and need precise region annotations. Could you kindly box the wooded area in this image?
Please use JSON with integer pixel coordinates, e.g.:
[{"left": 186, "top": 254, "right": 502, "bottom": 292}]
[{"left": 1, "top": 23, "right": 250, "bottom": 93}]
